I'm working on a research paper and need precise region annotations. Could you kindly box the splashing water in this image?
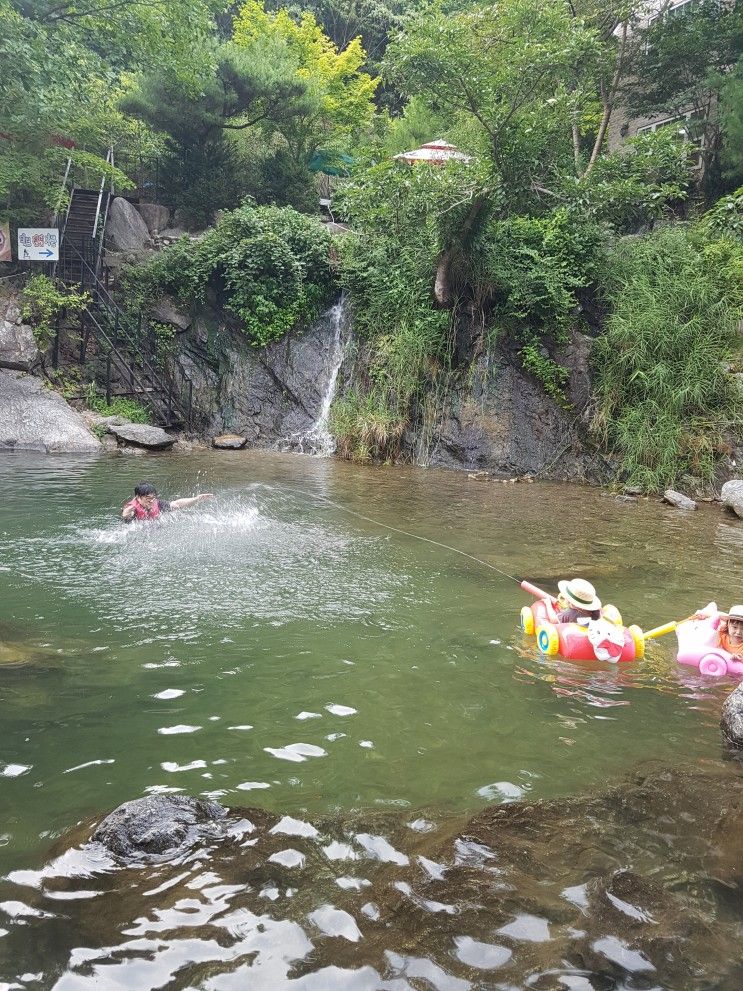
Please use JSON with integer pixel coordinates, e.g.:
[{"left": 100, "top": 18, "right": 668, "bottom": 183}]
[{"left": 282, "top": 298, "right": 347, "bottom": 457}]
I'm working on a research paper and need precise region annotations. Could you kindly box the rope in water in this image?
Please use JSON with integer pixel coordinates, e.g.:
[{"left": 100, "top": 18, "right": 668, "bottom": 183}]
[{"left": 282, "top": 484, "right": 521, "bottom": 584}]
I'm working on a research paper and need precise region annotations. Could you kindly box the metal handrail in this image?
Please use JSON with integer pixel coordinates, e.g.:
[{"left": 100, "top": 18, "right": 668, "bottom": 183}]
[{"left": 61, "top": 241, "right": 195, "bottom": 428}]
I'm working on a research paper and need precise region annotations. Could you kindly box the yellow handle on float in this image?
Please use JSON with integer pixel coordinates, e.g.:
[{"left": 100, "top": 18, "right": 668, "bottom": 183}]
[{"left": 643, "top": 615, "right": 695, "bottom": 641}]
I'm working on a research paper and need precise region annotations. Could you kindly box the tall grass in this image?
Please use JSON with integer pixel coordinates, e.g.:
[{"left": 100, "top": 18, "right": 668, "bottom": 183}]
[{"left": 592, "top": 226, "right": 743, "bottom": 491}]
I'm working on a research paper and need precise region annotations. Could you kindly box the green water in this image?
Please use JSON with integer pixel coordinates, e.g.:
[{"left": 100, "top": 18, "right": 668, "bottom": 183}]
[{"left": 1, "top": 449, "right": 742, "bottom": 881}]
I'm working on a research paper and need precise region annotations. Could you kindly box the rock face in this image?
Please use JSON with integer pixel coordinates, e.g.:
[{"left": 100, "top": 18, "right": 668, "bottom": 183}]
[
  {"left": 91, "top": 795, "right": 228, "bottom": 862},
  {"left": 212, "top": 433, "right": 247, "bottom": 449},
  {"left": 0, "top": 370, "right": 101, "bottom": 453},
  {"left": 421, "top": 332, "right": 606, "bottom": 482},
  {"left": 721, "top": 479, "right": 743, "bottom": 519},
  {"left": 663, "top": 489, "right": 698, "bottom": 511},
  {"left": 108, "top": 422, "right": 176, "bottom": 449},
  {"left": 0, "top": 295, "right": 39, "bottom": 371},
  {"left": 106, "top": 197, "right": 152, "bottom": 253},
  {"left": 151, "top": 296, "right": 191, "bottom": 331},
  {"left": 136, "top": 202, "right": 171, "bottom": 234},
  {"left": 177, "top": 300, "right": 350, "bottom": 446},
  {"left": 721, "top": 683, "right": 743, "bottom": 747}
]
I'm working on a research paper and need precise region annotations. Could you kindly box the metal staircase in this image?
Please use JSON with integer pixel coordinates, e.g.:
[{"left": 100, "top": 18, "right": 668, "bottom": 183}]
[{"left": 52, "top": 150, "right": 195, "bottom": 430}]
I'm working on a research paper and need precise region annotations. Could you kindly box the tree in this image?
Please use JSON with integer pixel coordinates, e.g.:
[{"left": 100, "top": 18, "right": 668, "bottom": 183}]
[
  {"left": 120, "top": 41, "right": 310, "bottom": 223},
  {"left": 232, "top": 0, "right": 379, "bottom": 167},
  {"left": 625, "top": 0, "right": 743, "bottom": 201}
]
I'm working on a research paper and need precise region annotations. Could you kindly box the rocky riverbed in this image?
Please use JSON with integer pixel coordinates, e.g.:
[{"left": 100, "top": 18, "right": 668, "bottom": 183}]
[{"left": 2, "top": 762, "right": 743, "bottom": 989}]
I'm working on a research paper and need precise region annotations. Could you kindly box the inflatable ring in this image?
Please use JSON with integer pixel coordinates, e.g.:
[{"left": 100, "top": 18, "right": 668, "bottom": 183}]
[
  {"left": 628, "top": 624, "right": 645, "bottom": 660},
  {"left": 699, "top": 653, "right": 728, "bottom": 678},
  {"left": 536, "top": 622, "right": 560, "bottom": 656},
  {"left": 602, "top": 604, "right": 623, "bottom": 627},
  {"left": 520, "top": 606, "right": 535, "bottom": 636}
]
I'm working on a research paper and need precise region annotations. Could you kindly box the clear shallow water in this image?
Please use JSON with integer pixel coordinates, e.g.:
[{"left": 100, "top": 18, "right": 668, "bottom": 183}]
[{"left": 1, "top": 450, "right": 743, "bottom": 988}]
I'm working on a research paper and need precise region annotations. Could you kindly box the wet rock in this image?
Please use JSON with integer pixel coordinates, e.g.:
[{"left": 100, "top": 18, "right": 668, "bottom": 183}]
[
  {"left": 721, "top": 683, "right": 743, "bottom": 748},
  {"left": 0, "top": 370, "right": 101, "bottom": 453},
  {"left": 0, "top": 296, "right": 39, "bottom": 370},
  {"left": 721, "top": 479, "right": 743, "bottom": 519},
  {"left": 151, "top": 296, "right": 191, "bottom": 332},
  {"left": 106, "top": 197, "right": 152, "bottom": 254},
  {"left": 136, "top": 203, "right": 171, "bottom": 234},
  {"left": 91, "top": 795, "right": 228, "bottom": 862},
  {"left": 212, "top": 433, "right": 247, "bottom": 449},
  {"left": 108, "top": 422, "right": 176, "bottom": 449},
  {"left": 663, "top": 489, "right": 697, "bottom": 511}
]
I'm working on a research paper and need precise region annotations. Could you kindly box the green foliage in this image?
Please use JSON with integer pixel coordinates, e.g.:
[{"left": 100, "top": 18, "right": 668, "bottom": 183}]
[
  {"left": 122, "top": 203, "right": 335, "bottom": 346},
  {"left": 592, "top": 225, "right": 743, "bottom": 491},
  {"left": 563, "top": 131, "right": 692, "bottom": 233},
  {"left": 329, "top": 388, "right": 404, "bottom": 462},
  {"left": 84, "top": 383, "right": 151, "bottom": 424},
  {"left": 20, "top": 276, "right": 90, "bottom": 350},
  {"left": 474, "top": 209, "right": 607, "bottom": 401},
  {"left": 702, "top": 185, "right": 743, "bottom": 239}
]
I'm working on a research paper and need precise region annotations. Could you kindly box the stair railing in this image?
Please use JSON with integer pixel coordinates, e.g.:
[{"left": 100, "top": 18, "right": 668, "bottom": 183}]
[
  {"left": 51, "top": 156, "right": 73, "bottom": 279},
  {"left": 91, "top": 146, "right": 114, "bottom": 278},
  {"left": 62, "top": 240, "right": 195, "bottom": 429}
]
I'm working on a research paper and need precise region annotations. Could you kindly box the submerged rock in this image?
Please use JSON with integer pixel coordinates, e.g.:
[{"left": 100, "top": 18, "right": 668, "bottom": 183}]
[
  {"left": 91, "top": 795, "right": 228, "bottom": 862},
  {"left": 721, "top": 478, "right": 743, "bottom": 519},
  {"left": 663, "top": 489, "right": 698, "bottom": 511},
  {"left": 721, "top": 683, "right": 743, "bottom": 748}
]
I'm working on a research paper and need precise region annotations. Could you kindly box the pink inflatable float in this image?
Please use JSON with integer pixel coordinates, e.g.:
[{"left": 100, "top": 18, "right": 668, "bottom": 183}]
[
  {"left": 676, "top": 616, "right": 743, "bottom": 678},
  {"left": 519, "top": 580, "right": 645, "bottom": 663}
]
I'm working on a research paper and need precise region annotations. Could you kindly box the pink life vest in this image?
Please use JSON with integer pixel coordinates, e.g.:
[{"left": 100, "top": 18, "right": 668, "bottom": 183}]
[{"left": 124, "top": 497, "right": 161, "bottom": 521}]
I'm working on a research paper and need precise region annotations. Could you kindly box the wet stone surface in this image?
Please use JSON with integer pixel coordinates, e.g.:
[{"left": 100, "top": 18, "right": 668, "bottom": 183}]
[{"left": 2, "top": 762, "right": 743, "bottom": 989}]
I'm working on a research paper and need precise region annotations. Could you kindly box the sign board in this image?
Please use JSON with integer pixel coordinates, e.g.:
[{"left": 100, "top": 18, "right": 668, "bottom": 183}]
[
  {"left": 17, "top": 228, "right": 59, "bottom": 262},
  {"left": 0, "top": 221, "right": 10, "bottom": 262}
]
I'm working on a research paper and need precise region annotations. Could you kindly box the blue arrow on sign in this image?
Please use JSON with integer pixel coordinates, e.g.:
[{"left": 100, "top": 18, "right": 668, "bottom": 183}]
[{"left": 39, "top": 248, "right": 54, "bottom": 257}]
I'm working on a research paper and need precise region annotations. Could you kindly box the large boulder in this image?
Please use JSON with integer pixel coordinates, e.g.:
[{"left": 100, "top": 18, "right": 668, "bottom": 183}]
[
  {"left": 136, "top": 202, "right": 171, "bottom": 234},
  {"left": 91, "top": 795, "right": 228, "bottom": 862},
  {"left": 106, "top": 197, "right": 152, "bottom": 253},
  {"left": 0, "top": 370, "right": 101, "bottom": 453},
  {"left": 721, "top": 683, "right": 743, "bottom": 748},
  {"left": 721, "top": 479, "right": 743, "bottom": 519},
  {"left": 108, "top": 422, "right": 176, "bottom": 449},
  {"left": 0, "top": 296, "right": 39, "bottom": 370}
]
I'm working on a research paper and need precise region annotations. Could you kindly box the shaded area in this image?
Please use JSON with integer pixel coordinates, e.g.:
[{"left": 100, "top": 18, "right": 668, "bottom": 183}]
[{"left": 2, "top": 762, "right": 743, "bottom": 989}]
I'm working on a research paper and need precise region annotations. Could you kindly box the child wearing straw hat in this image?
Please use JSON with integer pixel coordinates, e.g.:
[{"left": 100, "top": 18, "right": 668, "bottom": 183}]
[
  {"left": 556, "top": 578, "right": 603, "bottom": 624},
  {"left": 691, "top": 603, "right": 743, "bottom": 659}
]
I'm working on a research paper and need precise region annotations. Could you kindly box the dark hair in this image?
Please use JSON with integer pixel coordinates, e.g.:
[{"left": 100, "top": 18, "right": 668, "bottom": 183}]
[{"left": 134, "top": 482, "right": 158, "bottom": 497}]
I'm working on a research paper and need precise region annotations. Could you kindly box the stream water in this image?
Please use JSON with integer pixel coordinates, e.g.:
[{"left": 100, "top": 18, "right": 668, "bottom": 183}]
[{"left": 1, "top": 450, "right": 743, "bottom": 989}]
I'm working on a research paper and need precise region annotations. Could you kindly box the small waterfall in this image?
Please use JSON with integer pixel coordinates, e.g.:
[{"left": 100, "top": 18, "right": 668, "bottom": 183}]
[{"left": 283, "top": 298, "right": 346, "bottom": 457}]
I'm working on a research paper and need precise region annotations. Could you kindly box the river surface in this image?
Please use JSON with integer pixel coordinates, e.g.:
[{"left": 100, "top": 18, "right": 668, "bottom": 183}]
[{"left": 1, "top": 450, "right": 743, "bottom": 989}]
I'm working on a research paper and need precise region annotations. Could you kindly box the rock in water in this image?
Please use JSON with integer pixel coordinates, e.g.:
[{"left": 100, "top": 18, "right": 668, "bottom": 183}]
[
  {"left": 721, "top": 684, "right": 743, "bottom": 748},
  {"left": 663, "top": 489, "right": 698, "bottom": 511},
  {"left": 91, "top": 795, "right": 227, "bottom": 862},
  {"left": 721, "top": 479, "right": 743, "bottom": 519},
  {"left": 109, "top": 422, "right": 176, "bottom": 449},
  {"left": 0, "top": 370, "right": 101, "bottom": 453},
  {"left": 106, "top": 197, "right": 152, "bottom": 253},
  {"left": 212, "top": 433, "right": 247, "bottom": 449}
]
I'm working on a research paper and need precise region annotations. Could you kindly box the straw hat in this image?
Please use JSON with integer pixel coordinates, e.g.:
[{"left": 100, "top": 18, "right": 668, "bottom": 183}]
[
  {"left": 558, "top": 578, "right": 602, "bottom": 612},
  {"left": 728, "top": 605, "right": 743, "bottom": 621}
]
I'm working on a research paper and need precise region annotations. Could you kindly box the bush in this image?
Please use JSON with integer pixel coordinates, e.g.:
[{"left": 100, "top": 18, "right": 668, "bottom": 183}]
[
  {"left": 84, "top": 383, "right": 151, "bottom": 423},
  {"left": 20, "top": 276, "right": 90, "bottom": 350},
  {"left": 122, "top": 202, "right": 336, "bottom": 346},
  {"left": 592, "top": 225, "right": 743, "bottom": 491}
]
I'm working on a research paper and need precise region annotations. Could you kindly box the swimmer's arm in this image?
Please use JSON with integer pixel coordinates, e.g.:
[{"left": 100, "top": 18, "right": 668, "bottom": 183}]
[
  {"left": 122, "top": 505, "right": 136, "bottom": 522},
  {"left": 169, "top": 493, "right": 214, "bottom": 511}
]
